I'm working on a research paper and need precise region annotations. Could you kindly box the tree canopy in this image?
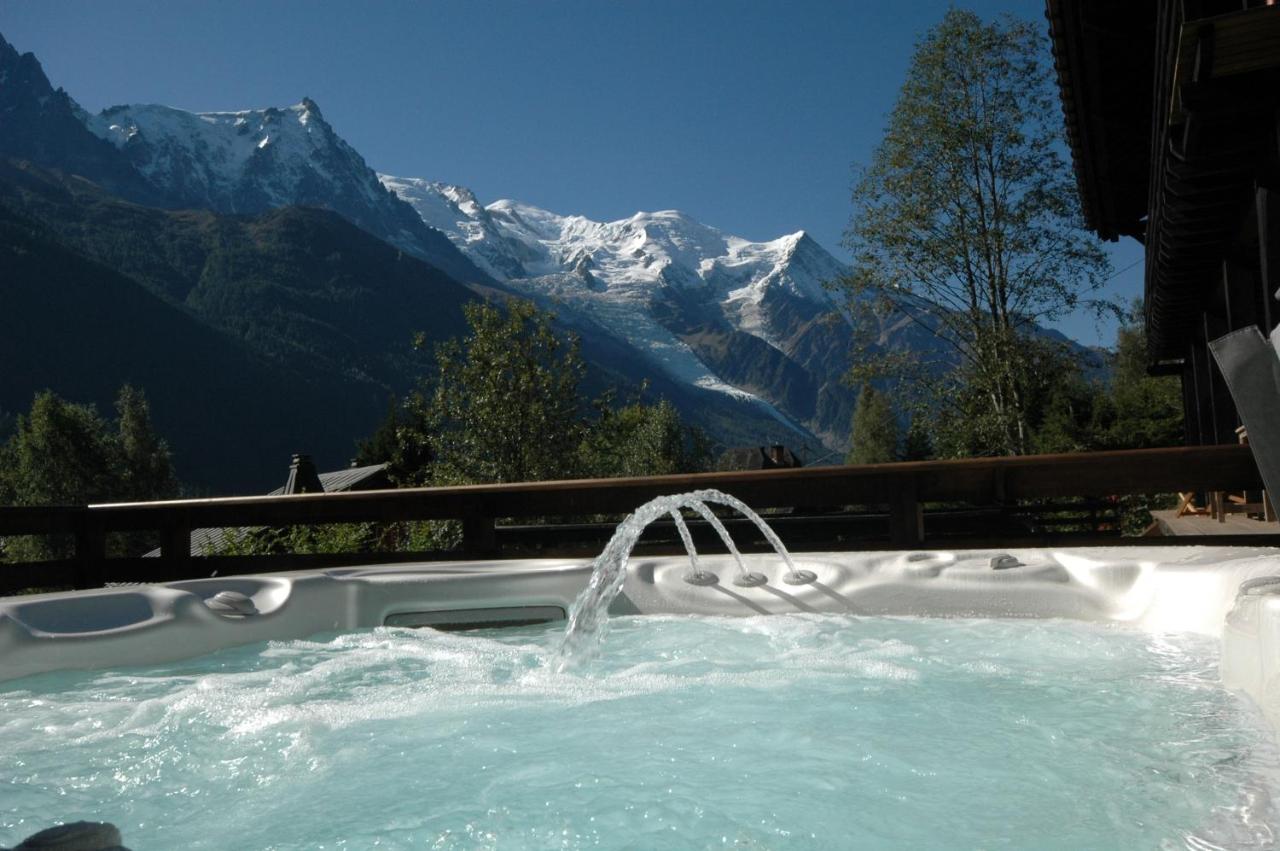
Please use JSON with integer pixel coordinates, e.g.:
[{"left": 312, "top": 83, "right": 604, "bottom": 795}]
[
  {"left": 405, "top": 298, "right": 586, "bottom": 485},
  {"left": 840, "top": 9, "right": 1113, "bottom": 456},
  {"left": 579, "top": 394, "right": 708, "bottom": 479},
  {"left": 846, "top": 384, "right": 900, "bottom": 465},
  {"left": 0, "top": 385, "right": 178, "bottom": 561},
  {"left": 390, "top": 298, "right": 707, "bottom": 487}
]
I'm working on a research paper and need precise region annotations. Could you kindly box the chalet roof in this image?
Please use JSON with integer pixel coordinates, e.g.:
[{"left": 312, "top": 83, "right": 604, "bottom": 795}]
[
  {"left": 272, "top": 462, "right": 388, "bottom": 496},
  {"left": 144, "top": 461, "right": 390, "bottom": 557},
  {"left": 1045, "top": 0, "right": 1156, "bottom": 243},
  {"left": 1048, "top": 0, "right": 1280, "bottom": 361}
]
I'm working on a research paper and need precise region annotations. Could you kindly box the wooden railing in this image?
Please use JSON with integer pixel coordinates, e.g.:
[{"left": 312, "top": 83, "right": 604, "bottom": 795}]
[{"left": 0, "top": 445, "right": 1272, "bottom": 594}]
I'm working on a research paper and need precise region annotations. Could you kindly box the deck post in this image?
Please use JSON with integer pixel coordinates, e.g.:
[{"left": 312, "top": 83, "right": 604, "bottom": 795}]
[
  {"left": 73, "top": 510, "right": 106, "bottom": 590},
  {"left": 462, "top": 514, "right": 498, "bottom": 558},
  {"left": 888, "top": 475, "right": 924, "bottom": 548},
  {"left": 160, "top": 513, "right": 192, "bottom": 570}
]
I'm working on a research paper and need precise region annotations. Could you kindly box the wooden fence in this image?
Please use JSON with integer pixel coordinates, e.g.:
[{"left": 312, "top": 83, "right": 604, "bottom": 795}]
[{"left": 0, "top": 445, "right": 1273, "bottom": 594}]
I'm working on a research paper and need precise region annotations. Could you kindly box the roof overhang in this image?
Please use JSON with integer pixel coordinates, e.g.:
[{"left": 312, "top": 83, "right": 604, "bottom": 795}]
[{"left": 1046, "top": 0, "right": 1156, "bottom": 243}]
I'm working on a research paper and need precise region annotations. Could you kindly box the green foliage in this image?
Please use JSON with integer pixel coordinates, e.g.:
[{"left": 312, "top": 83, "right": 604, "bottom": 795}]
[
  {"left": 1090, "top": 301, "right": 1184, "bottom": 450},
  {"left": 403, "top": 299, "right": 587, "bottom": 485},
  {"left": 390, "top": 299, "right": 709, "bottom": 488},
  {"left": 216, "top": 522, "right": 378, "bottom": 556},
  {"left": 220, "top": 300, "right": 710, "bottom": 560},
  {"left": 846, "top": 385, "right": 900, "bottom": 465},
  {"left": 902, "top": 304, "right": 1183, "bottom": 534},
  {"left": 839, "top": 9, "right": 1115, "bottom": 455},
  {"left": 902, "top": 416, "right": 935, "bottom": 461},
  {"left": 579, "top": 395, "right": 709, "bottom": 478},
  {"left": 0, "top": 385, "right": 178, "bottom": 561},
  {"left": 2, "top": 391, "right": 118, "bottom": 508},
  {"left": 354, "top": 398, "right": 434, "bottom": 486},
  {"left": 213, "top": 517, "right": 461, "bottom": 558},
  {"left": 115, "top": 385, "right": 179, "bottom": 501},
  {"left": 354, "top": 399, "right": 401, "bottom": 468},
  {"left": 1031, "top": 372, "right": 1102, "bottom": 455},
  {"left": 993, "top": 302, "right": 1183, "bottom": 457}
]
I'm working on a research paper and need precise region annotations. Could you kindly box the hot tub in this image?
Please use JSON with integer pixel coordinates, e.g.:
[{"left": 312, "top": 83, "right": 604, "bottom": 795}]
[{"left": 3, "top": 545, "right": 1280, "bottom": 848}]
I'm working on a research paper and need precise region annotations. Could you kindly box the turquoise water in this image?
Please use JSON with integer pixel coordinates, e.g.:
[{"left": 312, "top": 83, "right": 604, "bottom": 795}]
[{"left": 1, "top": 615, "right": 1277, "bottom": 850}]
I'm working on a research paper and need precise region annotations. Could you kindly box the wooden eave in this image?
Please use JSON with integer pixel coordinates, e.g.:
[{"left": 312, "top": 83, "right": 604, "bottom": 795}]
[{"left": 1046, "top": 0, "right": 1156, "bottom": 242}]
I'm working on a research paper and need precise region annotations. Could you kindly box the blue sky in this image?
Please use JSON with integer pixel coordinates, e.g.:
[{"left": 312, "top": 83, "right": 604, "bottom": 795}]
[{"left": 0, "top": 0, "right": 1143, "bottom": 346}]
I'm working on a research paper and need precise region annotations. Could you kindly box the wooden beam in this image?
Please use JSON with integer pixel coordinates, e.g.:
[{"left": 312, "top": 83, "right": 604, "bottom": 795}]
[
  {"left": 1189, "top": 339, "right": 1216, "bottom": 444},
  {"left": 72, "top": 515, "right": 105, "bottom": 591},
  {"left": 0, "top": 446, "right": 1266, "bottom": 591},
  {"left": 462, "top": 515, "right": 497, "bottom": 557},
  {"left": 888, "top": 474, "right": 923, "bottom": 548},
  {"left": 1260, "top": 184, "right": 1279, "bottom": 331},
  {"left": 69, "top": 446, "right": 1259, "bottom": 528},
  {"left": 159, "top": 513, "right": 192, "bottom": 565},
  {"left": 1177, "top": 358, "right": 1198, "bottom": 445},
  {"left": 1205, "top": 306, "right": 1240, "bottom": 443},
  {"left": 1181, "top": 364, "right": 1201, "bottom": 446},
  {"left": 1172, "top": 4, "right": 1280, "bottom": 124}
]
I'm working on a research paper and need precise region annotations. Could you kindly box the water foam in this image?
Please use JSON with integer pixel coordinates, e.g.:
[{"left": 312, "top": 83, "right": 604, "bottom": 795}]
[{"left": 3, "top": 616, "right": 1279, "bottom": 849}]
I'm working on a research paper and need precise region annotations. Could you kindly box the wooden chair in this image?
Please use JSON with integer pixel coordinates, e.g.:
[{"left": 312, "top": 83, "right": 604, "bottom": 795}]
[
  {"left": 1211, "top": 426, "right": 1275, "bottom": 523},
  {"left": 1175, "top": 491, "right": 1209, "bottom": 517}
]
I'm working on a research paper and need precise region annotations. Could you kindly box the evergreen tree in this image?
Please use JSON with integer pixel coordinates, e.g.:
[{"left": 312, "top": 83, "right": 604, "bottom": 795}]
[
  {"left": 1, "top": 386, "right": 179, "bottom": 561},
  {"left": 2, "top": 390, "right": 121, "bottom": 563},
  {"left": 1094, "top": 301, "right": 1184, "bottom": 449},
  {"left": 355, "top": 400, "right": 401, "bottom": 468},
  {"left": 1033, "top": 374, "right": 1104, "bottom": 455},
  {"left": 354, "top": 398, "right": 435, "bottom": 485},
  {"left": 846, "top": 384, "right": 900, "bottom": 465},
  {"left": 902, "top": 415, "right": 934, "bottom": 461},
  {"left": 115, "top": 385, "right": 178, "bottom": 501}
]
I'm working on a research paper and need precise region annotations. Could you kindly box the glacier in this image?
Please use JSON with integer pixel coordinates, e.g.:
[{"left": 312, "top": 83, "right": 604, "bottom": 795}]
[{"left": 381, "top": 174, "right": 860, "bottom": 439}]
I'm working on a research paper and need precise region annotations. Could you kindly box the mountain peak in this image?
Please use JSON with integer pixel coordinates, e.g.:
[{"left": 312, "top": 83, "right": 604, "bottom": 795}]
[
  {"left": 295, "top": 96, "right": 325, "bottom": 124},
  {"left": 0, "top": 29, "right": 19, "bottom": 64},
  {"left": 0, "top": 31, "right": 162, "bottom": 203},
  {"left": 631, "top": 209, "right": 693, "bottom": 223},
  {"left": 0, "top": 30, "right": 54, "bottom": 99}
]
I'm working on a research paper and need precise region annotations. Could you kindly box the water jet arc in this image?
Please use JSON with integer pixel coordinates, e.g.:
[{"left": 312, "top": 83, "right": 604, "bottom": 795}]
[{"left": 557, "top": 489, "right": 811, "bottom": 668}]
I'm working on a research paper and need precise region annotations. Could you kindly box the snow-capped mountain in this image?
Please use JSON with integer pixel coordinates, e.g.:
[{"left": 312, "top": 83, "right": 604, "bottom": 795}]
[
  {"left": 0, "top": 24, "right": 928, "bottom": 454},
  {"left": 382, "top": 176, "right": 909, "bottom": 448},
  {"left": 382, "top": 176, "right": 840, "bottom": 333},
  {"left": 0, "top": 29, "right": 1104, "bottom": 466},
  {"left": 0, "top": 32, "right": 160, "bottom": 204},
  {"left": 79, "top": 99, "right": 490, "bottom": 286}
]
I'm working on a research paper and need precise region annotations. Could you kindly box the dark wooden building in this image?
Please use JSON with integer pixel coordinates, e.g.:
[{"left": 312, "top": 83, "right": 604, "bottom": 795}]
[{"left": 1047, "top": 0, "right": 1280, "bottom": 445}]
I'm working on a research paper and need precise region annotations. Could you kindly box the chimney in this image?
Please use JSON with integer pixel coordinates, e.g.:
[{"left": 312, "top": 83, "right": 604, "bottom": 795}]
[{"left": 283, "top": 453, "right": 324, "bottom": 494}]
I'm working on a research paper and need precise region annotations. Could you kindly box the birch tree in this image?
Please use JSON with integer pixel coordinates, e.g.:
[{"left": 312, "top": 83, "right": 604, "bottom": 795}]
[{"left": 841, "top": 9, "right": 1112, "bottom": 455}]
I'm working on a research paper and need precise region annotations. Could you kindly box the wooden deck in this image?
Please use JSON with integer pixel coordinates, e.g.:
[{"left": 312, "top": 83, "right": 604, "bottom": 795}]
[{"left": 1150, "top": 509, "right": 1280, "bottom": 537}]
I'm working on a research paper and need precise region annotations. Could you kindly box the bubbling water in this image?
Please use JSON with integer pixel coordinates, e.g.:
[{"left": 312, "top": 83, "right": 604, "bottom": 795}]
[{"left": 557, "top": 489, "right": 813, "bottom": 669}]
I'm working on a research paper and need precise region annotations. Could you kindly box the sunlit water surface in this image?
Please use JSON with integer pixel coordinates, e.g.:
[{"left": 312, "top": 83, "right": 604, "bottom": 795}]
[{"left": 2, "top": 615, "right": 1278, "bottom": 850}]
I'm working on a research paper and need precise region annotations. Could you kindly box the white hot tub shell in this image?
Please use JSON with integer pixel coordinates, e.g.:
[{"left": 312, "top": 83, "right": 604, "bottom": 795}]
[{"left": 3, "top": 545, "right": 1280, "bottom": 731}]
